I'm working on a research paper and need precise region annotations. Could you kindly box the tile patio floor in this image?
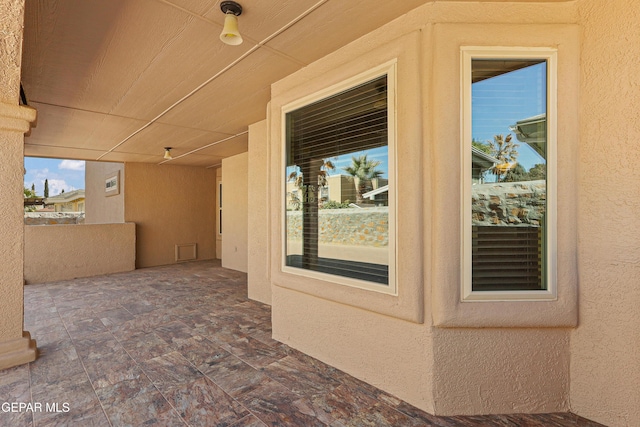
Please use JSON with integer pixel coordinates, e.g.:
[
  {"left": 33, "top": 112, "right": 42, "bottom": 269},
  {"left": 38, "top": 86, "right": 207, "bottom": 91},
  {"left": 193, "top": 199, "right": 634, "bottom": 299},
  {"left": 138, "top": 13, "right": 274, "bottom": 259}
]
[{"left": 1, "top": 260, "right": 604, "bottom": 427}]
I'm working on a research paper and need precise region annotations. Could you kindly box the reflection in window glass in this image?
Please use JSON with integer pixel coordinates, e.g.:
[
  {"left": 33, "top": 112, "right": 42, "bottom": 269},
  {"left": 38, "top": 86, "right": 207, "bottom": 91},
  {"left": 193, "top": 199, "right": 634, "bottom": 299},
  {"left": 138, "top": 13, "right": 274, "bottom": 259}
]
[
  {"left": 285, "top": 75, "right": 390, "bottom": 286},
  {"left": 470, "top": 59, "right": 547, "bottom": 292}
]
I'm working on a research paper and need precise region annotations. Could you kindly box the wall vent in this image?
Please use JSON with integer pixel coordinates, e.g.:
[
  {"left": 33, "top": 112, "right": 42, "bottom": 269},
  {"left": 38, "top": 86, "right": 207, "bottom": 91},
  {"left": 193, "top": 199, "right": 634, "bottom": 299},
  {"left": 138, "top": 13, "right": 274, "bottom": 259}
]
[{"left": 175, "top": 243, "right": 197, "bottom": 262}]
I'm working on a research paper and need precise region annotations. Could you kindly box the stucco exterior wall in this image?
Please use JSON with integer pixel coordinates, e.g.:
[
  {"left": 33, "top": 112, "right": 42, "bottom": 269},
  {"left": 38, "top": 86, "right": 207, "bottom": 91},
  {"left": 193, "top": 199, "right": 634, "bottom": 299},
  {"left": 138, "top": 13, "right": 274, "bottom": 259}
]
[
  {"left": 221, "top": 153, "right": 248, "bottom": 273},
  {"left": 0, "top": 0, "right": 37, "bottom": 369},
  {"left": 265, "top": 1, "right": 580, "bottom": 416},
  {"left": 0, "top": 130, "right": 26, "bottom": 341},
  {"left": 432, "top": 328, "right": 570, "bottom": 415},
  {"left": 247, "top": 120, "right": 271, "bottom": 304},
  {"left": 24, "top": 223, "right": 135, "bottom": 284},
  {"left": 85, "top": 161, "right": 124, "bottom": 224},
  {"left": 124, "top": 162, "right": 216, "bottom": 268},
  {"left": 271, "top": 286, "right": 434, "bottom": 413},
  {"left": 215, "top": 167, "right": 222, "bottom": 259},
  {"left": 570, "top": 1, "right": 640, "bottom": 426}
]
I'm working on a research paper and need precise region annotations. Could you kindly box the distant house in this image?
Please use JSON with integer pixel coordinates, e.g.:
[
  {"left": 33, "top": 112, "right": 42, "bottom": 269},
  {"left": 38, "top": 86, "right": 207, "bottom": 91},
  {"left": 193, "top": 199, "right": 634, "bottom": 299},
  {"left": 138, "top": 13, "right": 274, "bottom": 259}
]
[
  {"left": 45, "top": 189, "right": 85, "bottom": 212},
  {"left": 286, "top": 174, "right": 388, "bottom": 209},
  {"left": 471, "top": 147, "right": 499, "bottom": 183}
]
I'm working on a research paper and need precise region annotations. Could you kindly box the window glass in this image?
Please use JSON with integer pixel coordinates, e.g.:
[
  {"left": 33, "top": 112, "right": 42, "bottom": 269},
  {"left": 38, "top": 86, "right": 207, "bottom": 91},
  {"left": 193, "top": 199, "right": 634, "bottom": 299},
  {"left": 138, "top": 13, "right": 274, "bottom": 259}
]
[
  {"left": 469, "top": 58, "right": 548, "bottom": 292},
  {"left": 285, "top": 75, "right": 391, "bottom": 286}
]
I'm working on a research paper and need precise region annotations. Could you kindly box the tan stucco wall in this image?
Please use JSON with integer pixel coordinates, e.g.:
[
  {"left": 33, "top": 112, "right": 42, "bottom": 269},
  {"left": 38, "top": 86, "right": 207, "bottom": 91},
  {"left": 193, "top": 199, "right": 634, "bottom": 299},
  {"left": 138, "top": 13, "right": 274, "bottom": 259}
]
[
  {"left": 124, "top": 162, "right": 216, "bottom": 268},
  {"left": 221, "top": 153, "right": 248, "bottom": 273},
  {"left": 24, "top": 223, "right": 135, "bottom": 284},
  {"left": 265, "top": 1, "right": 581, "bottom": 416},
  {"left": 432, "top": 328, "right": 570, "bottom": 414},
  {"left": 0, "top": 129, "right": 27, "bottom": 341},
  {"left": 271, "top": 286, "right": 434, "bottom": 412},
  {"left": 247, "top": 120, "right": 271, "bottom": 304},
  {"left": 85, "top": 161, "right": 124, "bottom": 224},
  {"left": 569, "top": 1, "right": 640, "bottom": 426},
  {"left": 0, "top": 0, "right": 37, "bottom": 369},
  {"left": 215, "top": 167, "right": 222, "bottom": 259}
]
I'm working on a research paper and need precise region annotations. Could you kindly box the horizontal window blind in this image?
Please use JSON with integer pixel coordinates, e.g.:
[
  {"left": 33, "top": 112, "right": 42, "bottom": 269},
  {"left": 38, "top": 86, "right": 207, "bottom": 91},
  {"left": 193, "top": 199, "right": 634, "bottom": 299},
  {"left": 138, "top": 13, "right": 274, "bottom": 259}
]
[
  {"left": 472, "top": 226, "right": 543, "bottom": 291},
  {"left": 287, "top": 76, "right": 387, "bottom": 163}
]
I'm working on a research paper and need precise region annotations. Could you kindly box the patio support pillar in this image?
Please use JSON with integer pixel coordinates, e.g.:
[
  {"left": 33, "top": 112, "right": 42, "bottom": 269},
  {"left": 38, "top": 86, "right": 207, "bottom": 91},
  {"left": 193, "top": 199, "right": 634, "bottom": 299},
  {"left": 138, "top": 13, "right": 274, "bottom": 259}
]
[{"left": 0, "top": 0, "right": 37, "bottom": 370}]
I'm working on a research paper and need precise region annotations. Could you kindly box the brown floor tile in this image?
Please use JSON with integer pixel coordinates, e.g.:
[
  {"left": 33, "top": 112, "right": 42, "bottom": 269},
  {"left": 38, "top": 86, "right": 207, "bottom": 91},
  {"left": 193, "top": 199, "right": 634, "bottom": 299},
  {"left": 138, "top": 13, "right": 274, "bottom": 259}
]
[
  {"left": 64, "top": 317, "right": 109, "bottom": 340},
  {"left": 164, "top": 376, "right": 249, "bottom": 426},
  {"left": 218, "top": 336, "right": 288, "bottom": 369},
  {"left": 1, "top": 260, "right": 604, "bottom": 427},
  {"left": 140, "top": 351, "right": 203, "bottom": 393},
  {"left": 166, "top": 335, "right": 230, "bottom": 373},
  {"left": 95, "top": 375, "right": 181, "bottom": 426},
  {"left": 29, "top": 341, "right": 86, "bottom": 386},
  {"left": 96, "top": 307, "right": 135, "bottom": 328},
  {"left": 119, "top": 331, "right": 174, "bottom": 362},
  {"left": 34, "top": 399, "right": 109, "bottom": 427},
  {"left": 235, "top": 380, "right": 325, "bottom": 427},
  {"left": 262, "top": 354, "right": 342, "bottom": 397},
  {"left": 0, "top": 411, "right": 33, "bottom": 427},
  {"left": 154, "top": 319, "right": 199, "bottom": 339},
  {"left": 200, "top": 351, "right": 272, "bottom": 398},
  {"left": 0, "top": 365, "right": 33, "bottom": 427},
  {"left": 230, "top": 414, "right": 268, "bottom": 427}
]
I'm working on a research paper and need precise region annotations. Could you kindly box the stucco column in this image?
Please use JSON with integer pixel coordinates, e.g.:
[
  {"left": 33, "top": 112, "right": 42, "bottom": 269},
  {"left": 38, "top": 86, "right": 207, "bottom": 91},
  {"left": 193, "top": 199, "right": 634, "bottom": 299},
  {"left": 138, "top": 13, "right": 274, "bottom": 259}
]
[{"left": 0, "top": 0, "right": 37, "bottom": 370}]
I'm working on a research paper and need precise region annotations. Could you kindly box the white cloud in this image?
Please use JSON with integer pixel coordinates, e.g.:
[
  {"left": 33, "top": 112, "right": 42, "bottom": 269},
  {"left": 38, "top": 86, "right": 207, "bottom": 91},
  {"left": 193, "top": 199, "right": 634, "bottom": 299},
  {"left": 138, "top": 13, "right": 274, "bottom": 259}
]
[
  {"left": 59, "top": 160, "right": 85, "bottom": 171},
  {"left": 47, "top": 179, "right": 76, "bottom": 196}
]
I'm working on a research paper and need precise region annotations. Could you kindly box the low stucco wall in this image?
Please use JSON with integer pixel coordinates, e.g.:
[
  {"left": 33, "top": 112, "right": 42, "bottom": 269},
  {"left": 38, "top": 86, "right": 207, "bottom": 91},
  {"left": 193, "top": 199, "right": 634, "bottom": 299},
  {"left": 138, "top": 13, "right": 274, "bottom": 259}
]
[{"left": 24, "top": 223, "right": 136, "bottom": 284}]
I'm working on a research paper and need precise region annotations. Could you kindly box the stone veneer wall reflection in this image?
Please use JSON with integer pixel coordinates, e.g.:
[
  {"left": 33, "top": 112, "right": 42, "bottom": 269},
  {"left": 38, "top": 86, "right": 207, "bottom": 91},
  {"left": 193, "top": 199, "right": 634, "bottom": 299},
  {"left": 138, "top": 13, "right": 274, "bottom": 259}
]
[
  {"left": 472, "top": 180, "right": 546, "bottom": 227},
  {"left": 287, "top": 207, "right": 389, "bottom": 247}
]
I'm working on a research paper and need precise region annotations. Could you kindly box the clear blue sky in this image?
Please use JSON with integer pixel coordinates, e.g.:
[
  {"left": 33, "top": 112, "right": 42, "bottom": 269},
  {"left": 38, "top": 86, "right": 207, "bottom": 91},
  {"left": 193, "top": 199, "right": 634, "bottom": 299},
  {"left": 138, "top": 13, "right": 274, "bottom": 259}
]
[
  {"left": 24, "top": 157, "right": 85, "bottom": 197},
  {"left": 472, "top": 62, "right": 547, "bottom": 170}
]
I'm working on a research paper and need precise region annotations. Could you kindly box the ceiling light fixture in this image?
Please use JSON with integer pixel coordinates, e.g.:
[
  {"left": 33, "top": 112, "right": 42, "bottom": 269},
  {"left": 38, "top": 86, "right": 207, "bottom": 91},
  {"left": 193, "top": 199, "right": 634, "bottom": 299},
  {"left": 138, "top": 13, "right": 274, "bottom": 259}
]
[
  {"left": 164, "top": 147, "right": 173, "bottom": 160},
  {"left": 219, "top": 1, "right": 243, "bottom": 46}
]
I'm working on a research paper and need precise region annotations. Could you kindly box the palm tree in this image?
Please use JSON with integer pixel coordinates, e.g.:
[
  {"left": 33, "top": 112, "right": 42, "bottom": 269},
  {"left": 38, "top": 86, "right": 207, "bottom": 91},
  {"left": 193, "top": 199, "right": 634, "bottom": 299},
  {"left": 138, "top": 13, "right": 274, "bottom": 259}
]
[
  {"left": 342, "top": 154, "right": 383, "bottom": 204},
  {"left": 489, "top": 134, "right": 519, "bottom": 182},
  {"left": 287, "top": 158, "right": 336, "bottom": 189}
]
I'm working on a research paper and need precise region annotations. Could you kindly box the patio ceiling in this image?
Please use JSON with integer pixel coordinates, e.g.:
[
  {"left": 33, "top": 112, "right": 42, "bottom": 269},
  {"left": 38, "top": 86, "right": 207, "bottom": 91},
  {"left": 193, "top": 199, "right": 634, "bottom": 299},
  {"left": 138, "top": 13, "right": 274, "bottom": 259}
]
[{"left": 21, "top": 0, "right": 566, "bottom": 168}]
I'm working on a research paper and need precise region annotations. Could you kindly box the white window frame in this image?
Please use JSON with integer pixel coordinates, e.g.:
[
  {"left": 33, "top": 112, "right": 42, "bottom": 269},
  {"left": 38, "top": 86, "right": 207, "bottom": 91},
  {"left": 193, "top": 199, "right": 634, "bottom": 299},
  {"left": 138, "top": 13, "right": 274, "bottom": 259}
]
[
  {"left": 281, "top": 61, "right": 398, "bottom": 295},
  {"left": 461, "top": 46, "right": 558, "bottom": 302}
]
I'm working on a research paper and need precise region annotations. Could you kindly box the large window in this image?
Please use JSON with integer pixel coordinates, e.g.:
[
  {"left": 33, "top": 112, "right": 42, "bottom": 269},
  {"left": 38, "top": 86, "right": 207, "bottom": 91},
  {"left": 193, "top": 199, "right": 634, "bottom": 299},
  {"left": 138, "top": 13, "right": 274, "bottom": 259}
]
[
  {"left": 462, "top": 47, "right": 557, "bottom": 301},
  {"left": 283, "top": 65, "right": 396, "bottom": 293}
]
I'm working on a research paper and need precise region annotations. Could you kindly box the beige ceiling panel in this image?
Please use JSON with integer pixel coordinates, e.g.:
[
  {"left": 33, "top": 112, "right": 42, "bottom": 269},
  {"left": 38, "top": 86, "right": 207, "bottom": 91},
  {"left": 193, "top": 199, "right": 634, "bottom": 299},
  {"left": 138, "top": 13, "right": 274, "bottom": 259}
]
[
  {"left": 185, "top": 135, "right": 248, "bottom": 159},
  {"left": 23, "top": 0, "right": 205, "bottom": 115},
  {"left": 161, "top": 154, "right": 223, "bottom": 167},
  {"left": 265, "top": 0, "right": 428, "bottom": 64},
  {"left": 202, "top": 0, "right": 321, "bottom": 45},
  {"left": 26, "top": 103, "right": 147, "bottom": 151},
  {"left": 158, "top": 48, "right": 296, "bottom": 131},
  {"left": 200, "top": 92, "right": 271, "bottom": 135},
  {"left": 109, "top": 19, "right": 255, "bottom": 120},
  {"left": 24, "top": 144, "right": 105, "bottom": 161},
  {"left": 22, "top": 0, "right": 132, "bottom": 108},
  {"left": 113, "top": 122, "right": 232, "bottom": 156},
  {"left": 161, "top": 0, "right": 219, "bottom": 16},
  {"left": 98, "top": 152, "right": 159, "bottom": 163}
]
